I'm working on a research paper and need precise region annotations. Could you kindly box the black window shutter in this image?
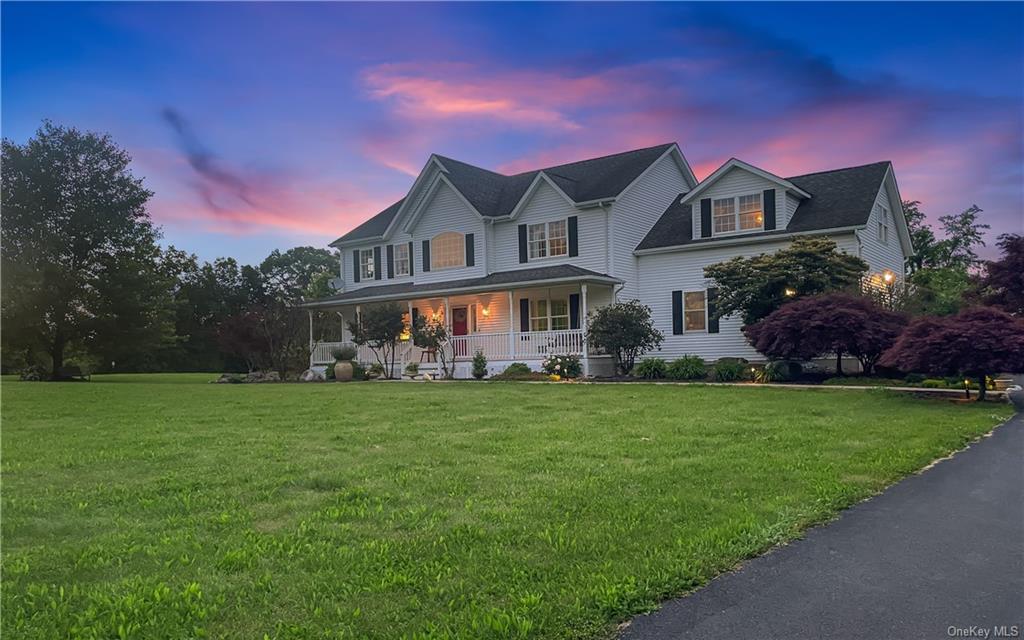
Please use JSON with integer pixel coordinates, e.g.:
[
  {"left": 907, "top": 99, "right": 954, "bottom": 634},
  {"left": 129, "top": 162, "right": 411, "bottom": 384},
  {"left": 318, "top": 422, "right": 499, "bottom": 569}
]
[
  {"left": 518, "top": 224, "right": 528, "bottom": 263},
  {"left": 386, "top": 244, "right": 395, "bottom": 279},
  {"left": 707, "top": 287, "right": 720, "bottom": 334},
  {"left": 465, "top": 233, "right": 475, "bottom": 267},
  {"left": 763, "top": 189, "right": 776, "bottom": 230},
  {"left": 519, "top": 298, "right": 530, "bottom": 332},
  {"left": 408, "top": 241, "right": 415, "bottom": 276},
  {"left": 569, "top": 293, "right": 580, "bottom": 329},
  {"left": 352, "top": 250, "right": 360, "bottom": 283},
  {"left": 422, "top": 240, "right": 431, "bottom": 272},
  {"left": 568, "top": 216, "right": 579, "bottom": 257},
  {"left": 373, "top": 246, "right": 382, "bottom": 280},
  {"left": 671, "top": 291, "right": 683, "bottom": 335},
  {"left": 411, "top": 307, "right": 419, "bottom": 328},
  {"left": 700, "top": 199, "right": 712, "bottom": 238}
]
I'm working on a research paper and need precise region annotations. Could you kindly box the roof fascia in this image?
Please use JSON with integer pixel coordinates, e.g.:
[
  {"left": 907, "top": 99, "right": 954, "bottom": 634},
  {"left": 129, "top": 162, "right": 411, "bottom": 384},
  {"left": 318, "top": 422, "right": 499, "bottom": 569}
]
[{"left": 633, "top": 226, "right": 863, "bottom": 256}]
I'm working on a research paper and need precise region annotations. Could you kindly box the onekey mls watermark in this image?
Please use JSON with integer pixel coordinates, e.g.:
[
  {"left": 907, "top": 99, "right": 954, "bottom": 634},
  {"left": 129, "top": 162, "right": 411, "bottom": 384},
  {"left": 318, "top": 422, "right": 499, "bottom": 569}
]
[{"left": 947, "top": 625, "right": 1021, "bottom": 638}]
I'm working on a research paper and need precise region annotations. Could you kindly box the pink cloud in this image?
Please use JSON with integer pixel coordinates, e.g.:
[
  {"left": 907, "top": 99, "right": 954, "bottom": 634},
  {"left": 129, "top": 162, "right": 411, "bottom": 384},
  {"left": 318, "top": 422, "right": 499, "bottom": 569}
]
[{"left": 362, "top": 62, "right": 615, "bottom": 131}]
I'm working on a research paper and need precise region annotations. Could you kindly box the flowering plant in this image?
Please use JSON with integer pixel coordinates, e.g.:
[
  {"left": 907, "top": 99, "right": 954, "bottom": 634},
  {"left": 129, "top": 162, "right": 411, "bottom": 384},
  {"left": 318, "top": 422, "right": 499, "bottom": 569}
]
[{"left": 541, "top": 354, "right": 582, "bottom": 378}]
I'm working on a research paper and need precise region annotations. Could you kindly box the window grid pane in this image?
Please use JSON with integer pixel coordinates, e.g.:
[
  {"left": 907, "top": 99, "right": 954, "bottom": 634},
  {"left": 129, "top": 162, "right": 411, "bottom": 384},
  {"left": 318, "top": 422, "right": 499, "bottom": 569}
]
[
  {"left": 683, "top": 291, "right": 706, "bottom": 332},
  {"left": 431, "top": 232, "right": 464, "bottom": 269},
  {"left": 548, "top": 220, "right": 568, "bottom": 257},
  {"left": 713, "top": 198, "right": 736, "bottom": 233},
  {"left": 528, "top": 223, "right": 547, "bottom": 259},
  {"left": 738, "top": 194, "right": 763, "bottom": 230}
]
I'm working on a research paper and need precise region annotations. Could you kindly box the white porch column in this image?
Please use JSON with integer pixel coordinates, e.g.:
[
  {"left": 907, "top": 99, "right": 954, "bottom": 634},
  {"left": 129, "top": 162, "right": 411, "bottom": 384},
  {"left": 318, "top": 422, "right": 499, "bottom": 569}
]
[
  {"left": 507, "top": 289, "right": 515, "bottom": 360},
  {"left": 581, "top": 284, "right": 590, "bottom": 377},
  {"left": 308, "top": 310, "right": 315, "bottom": 367},
  {"left": 444, "top": 297, "right": 451, "bottom": 330}
]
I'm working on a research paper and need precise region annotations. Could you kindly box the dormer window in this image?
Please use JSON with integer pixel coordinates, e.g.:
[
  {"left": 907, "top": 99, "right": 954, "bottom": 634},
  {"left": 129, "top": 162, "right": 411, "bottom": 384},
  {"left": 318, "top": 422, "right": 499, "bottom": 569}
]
[
  {"left": 394, "top": 243, "right": 410, "bottom": 276},
  {"left": 713, "top": 194, "right": 763, "bottom": 234},
  {"left": 431, "top": 232, "right": 465, "bottom": 270}
]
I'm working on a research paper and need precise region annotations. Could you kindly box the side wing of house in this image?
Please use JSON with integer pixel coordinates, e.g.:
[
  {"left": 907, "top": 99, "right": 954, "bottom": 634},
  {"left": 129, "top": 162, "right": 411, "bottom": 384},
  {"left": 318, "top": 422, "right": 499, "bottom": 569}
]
[
  {"left": 608, "top": 147, "right": 695, "bottom": 300},
  {"left": 855, "top": 167, "right": 913, "bottom": 281}
]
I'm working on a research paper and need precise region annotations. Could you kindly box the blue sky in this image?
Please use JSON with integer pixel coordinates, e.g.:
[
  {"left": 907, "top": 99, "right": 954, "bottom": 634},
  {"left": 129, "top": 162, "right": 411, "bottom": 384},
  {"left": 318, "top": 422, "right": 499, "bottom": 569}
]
[{"left": 3, "top": 1, "right": 1021, "bottom": 263}]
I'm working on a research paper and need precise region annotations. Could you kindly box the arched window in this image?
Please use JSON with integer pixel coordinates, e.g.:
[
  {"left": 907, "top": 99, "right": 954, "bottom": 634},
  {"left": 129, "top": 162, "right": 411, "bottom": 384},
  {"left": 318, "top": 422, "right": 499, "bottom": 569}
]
[{"left": 431, "top": 232, "right": 465, "bottom": 270}]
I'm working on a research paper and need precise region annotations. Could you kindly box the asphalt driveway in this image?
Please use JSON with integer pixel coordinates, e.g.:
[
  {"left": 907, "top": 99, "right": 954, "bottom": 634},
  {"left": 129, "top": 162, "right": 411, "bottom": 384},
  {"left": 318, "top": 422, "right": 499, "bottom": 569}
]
[{"left": 621, "top": 413, "right": 1023, "bottom": 640}]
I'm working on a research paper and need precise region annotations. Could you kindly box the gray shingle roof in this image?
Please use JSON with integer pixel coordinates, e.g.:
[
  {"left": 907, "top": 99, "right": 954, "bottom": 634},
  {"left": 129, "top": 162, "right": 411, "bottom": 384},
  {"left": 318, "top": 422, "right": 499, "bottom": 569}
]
[
  {"left": 636, "top": 161, "right": 892, "bottom": 251},
  {"left": 333, "top": 144, "right": 675, "bottom": 244},
  {"left": 303, "top": 264, "right": 619, "bottom": 306}
]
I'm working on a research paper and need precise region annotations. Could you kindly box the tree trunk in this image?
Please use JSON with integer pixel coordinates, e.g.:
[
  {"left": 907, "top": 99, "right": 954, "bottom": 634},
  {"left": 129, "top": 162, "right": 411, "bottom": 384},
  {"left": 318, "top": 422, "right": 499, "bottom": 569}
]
[
  {"left": 977, "top": 374, "right": 987, "bottom": 401},
  {"left": 835, "top": 351, "right": 843, "bottom": 376},
  {"left": 50, "top": 330, "right": 66, "bottom": 380}
]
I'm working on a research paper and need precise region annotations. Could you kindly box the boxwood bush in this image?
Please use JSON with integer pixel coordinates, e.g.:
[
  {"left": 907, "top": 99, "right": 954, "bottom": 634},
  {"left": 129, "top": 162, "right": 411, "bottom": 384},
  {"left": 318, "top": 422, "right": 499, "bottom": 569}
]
[{"left": 712, "top": 358, "right": 747, "bottom": 382}]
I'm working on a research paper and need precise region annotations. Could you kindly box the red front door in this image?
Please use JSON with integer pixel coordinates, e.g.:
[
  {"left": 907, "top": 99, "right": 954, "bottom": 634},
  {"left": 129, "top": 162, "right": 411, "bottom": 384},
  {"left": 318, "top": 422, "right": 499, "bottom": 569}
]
[
  {"left": 452, "top": 307, "right": 469, "bottom": 336},
  {"left": 452, "top": 307, "right": 469, "bottom": 357}
]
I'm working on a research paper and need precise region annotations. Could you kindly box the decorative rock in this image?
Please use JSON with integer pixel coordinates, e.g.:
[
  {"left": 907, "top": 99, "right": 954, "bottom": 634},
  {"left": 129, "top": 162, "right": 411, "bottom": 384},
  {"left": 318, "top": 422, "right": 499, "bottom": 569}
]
[
  {"left": 300, "top": 368, "right": 325, "bottom": 382},
  {"left": 1006, "top": 385, "right": 1024, "bottom": 412}
]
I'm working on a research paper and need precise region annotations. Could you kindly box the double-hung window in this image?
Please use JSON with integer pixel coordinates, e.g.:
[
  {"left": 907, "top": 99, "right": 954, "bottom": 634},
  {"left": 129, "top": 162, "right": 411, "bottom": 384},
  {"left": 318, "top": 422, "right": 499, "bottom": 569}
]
[
  {"left": 431, "top": 232, "right": 464, "bottom": 270},
  {"left": 877, "top": 205, "right": 890, "bottom": 245},
  {"left": 359, "top": 249, "right": 375, "bottom": 280},
  {"left": 527, "top": 220, "right": 568, "bottom": 260},
  {"left": 529, "top": 298, "right": 569, "bottom": 331},
  {"left": 712, "top": 193, "right": 763, "bottom": 234},
  {"left": 394, "top": 243, "right": 410, "bottom": 276},
  {"left": 684, "top": 291, "right": 707, "bottom": 332}
]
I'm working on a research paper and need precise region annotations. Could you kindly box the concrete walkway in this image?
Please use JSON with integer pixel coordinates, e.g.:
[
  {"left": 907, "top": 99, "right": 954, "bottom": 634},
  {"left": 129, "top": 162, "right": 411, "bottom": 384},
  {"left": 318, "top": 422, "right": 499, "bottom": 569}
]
[{"left": 621, "top": 414, "right": 1023, "bottom": 640}]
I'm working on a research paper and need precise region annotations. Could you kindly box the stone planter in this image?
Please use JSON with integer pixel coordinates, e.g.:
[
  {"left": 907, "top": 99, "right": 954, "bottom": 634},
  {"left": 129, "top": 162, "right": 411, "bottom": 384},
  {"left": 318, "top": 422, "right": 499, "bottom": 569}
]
[
  {"left": 334, "top": 360, "right": 354, "bottom": 382},
  {"left": 1007, "top": 386, "right": 1024, "bottom": 412}
]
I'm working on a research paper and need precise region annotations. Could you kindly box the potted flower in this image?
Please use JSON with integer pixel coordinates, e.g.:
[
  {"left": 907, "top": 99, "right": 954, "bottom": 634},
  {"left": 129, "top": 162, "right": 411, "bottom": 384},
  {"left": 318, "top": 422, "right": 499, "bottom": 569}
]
[{"left": 332, "top": 345, "right": 357, "bottom": 382}]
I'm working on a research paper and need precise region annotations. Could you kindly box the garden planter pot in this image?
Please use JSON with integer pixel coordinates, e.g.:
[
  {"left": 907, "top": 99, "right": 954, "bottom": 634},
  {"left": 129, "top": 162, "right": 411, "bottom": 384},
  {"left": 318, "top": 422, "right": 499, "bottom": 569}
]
[{"left": 334, "top": 361, "right": 353, "bottom": 382}]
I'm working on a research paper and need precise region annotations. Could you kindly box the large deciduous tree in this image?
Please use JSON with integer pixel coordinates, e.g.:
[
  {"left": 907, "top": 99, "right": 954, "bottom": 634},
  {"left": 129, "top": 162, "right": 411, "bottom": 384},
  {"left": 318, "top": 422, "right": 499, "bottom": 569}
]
[
  {"left": 744, "top": 294, "right": 907, "bottom": 375},
  {"left": 704, "top": 237, "right": 869, "bottom": 325},
  {"left": 259, "top": 246, "right": 338, "bottom": 303},
  {"left": 1, "top": 121, "right": 172, "bottom": 378},
  {"left": 586, "top": 300, "right": 663, "bottom": 375},
  {"left": 971, "top": 234, "right": 1023, "bottom": 316},
  {"left": 879, "top": 306, "right": 1024, "bottom": 400}
]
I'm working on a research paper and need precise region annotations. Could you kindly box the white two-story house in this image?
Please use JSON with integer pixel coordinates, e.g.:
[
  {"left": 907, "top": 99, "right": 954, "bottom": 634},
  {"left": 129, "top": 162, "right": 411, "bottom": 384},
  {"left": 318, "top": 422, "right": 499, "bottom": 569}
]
[{"left": 305, "top": 143, "right": 912, "bottom": 377}]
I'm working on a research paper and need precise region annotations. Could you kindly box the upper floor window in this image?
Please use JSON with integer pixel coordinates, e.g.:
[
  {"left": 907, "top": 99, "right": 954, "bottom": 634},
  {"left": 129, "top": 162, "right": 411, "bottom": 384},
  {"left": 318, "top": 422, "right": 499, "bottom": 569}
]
[
  {"left": 359, "top": 249, "right": 375, "bottom": 280},
  {"left": 877, "top": 205, "right": 890, "bottom": 245},
  {"left": 529, "top": 297, "right": 569, "bottom": 331},
  {"left": 712, "top": 194, "right": 763, "bottom": 234},
  {"left": 431, "top": 232, "right": 464, "bottom": 270},
  {"left": 394, "top": 243, "right": 410, "bottom": 276},
  {"left": 528, "top": 219, "right": 568, "bottom": 259}
]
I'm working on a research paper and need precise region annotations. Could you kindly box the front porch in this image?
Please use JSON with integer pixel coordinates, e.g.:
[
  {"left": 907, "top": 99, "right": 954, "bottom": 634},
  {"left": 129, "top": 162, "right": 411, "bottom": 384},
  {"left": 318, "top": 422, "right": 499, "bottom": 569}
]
[{"left": 306, "top": 273, "right": 618, "bottom": 378}]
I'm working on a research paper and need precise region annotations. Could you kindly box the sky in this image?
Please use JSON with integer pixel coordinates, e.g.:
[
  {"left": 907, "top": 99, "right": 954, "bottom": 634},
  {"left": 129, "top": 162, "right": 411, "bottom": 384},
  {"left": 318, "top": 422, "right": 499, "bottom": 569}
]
[{"left": 3, "top": 1, "right": 1022, "bottom": 264}]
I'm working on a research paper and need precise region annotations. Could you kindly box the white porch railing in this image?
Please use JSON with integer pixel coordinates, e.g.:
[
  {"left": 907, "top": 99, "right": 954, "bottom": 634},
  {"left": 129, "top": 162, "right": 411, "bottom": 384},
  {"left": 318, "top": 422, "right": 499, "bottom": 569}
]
[{"left": 311, "top": 329, "right": 586, "bottom": 366}]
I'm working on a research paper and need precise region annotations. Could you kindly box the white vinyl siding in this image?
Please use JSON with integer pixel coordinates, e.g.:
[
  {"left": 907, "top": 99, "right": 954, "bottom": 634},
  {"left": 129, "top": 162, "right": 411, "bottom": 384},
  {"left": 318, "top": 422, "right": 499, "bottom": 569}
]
[
  {"left": 638, "top": 233, "right": 860, "bottom": 361},
  {"left": 492, "top": 180, "right": 606, "bottom": 274},
  {"left": 610, "top": 152, "right": 692, "bottom": 300},
  {"left": 407, "top": 181, "right": 485, "bottom": 284},
  {"left": 858, "top": 179, "right": 908, "bottom": 281}
]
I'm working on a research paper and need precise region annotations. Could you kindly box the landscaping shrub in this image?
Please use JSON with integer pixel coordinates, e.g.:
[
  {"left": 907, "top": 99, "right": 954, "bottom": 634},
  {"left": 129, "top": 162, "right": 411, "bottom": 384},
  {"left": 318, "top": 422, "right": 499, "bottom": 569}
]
[
  {"left": 472, "top": 350, "right": 488, "bottom": 379},
  {"left": 351, "top": 362, "right": 366, "bottom": 381},
  {"left": 324, "top": 363, "right": 335, "bottom": 380},
  {"left": 502, "top": 362, "right": 533, "bottom": 376},
  {"left": 712, "top": 358, "right": 747, "bottom": 382},
  {"left": 666, "top": 356, "right": 705, "bottom": 380},
  {"left": 404, "top": 362, "right": 419, "bottom": 377},
  {"left": 541, "top": 354, "right": 582, "bottom": 378},
  {"left": 921, "top": 379, "right": 948, "bottom": 388},
  {"left": 490, "top": 369, "right": 549, "bottom": 382},
  {"left": 634, "top": 358, "right": 668, "bottom": 379},
  {"left": 586, "top": 301, "right": 663, "bottom": 375},
  {"left": 904, "top": 373, "right": 926, "bottom": 384},
  {"left": 822, "top": 376, "right": 905, "bottom": 387}
]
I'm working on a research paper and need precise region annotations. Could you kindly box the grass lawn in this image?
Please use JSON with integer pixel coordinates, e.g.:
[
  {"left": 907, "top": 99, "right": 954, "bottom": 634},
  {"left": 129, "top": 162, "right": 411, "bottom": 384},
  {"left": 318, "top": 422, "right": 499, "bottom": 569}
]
[{"left": 1, "top": 375, "right": 1012, "bottom": 639}]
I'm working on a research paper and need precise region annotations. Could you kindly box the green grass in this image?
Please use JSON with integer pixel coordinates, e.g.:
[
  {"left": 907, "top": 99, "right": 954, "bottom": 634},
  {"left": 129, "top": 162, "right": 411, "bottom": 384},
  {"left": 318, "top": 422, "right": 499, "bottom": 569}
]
[{"left": 2, "top": 374, "right": 1011, "bottom": 639}]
